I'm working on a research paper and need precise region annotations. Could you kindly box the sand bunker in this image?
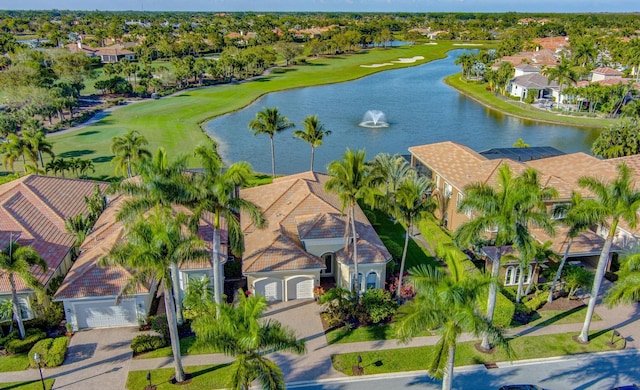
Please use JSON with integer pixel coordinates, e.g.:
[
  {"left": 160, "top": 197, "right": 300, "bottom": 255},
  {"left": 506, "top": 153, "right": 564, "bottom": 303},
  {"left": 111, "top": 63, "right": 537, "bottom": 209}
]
[{"left": 361, "top": 55, "right": 424, "bottom": 68}]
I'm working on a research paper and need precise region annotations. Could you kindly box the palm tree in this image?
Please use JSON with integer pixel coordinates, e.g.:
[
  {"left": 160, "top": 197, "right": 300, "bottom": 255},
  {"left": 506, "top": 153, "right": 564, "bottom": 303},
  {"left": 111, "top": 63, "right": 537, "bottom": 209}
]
[
  {"left": 117, "top": 148, "right": 192, "bottom": 324},
  {"left": 189, "top": 144, "right": 266, "bottom": 311},
  {"left": 100, "top": 209, "right": 208, "bottom": 383},
  {"left": 64, "top": 214, "right": 92, "bottom": 260},
  {"left": 369, "top": 153, "right": 414, "bottom": 208},
  {"left": 392, "top": 175, "right": 436, "bottom": 300},
  {"left": 542, "top": 58, "right": 578, "bottom": 102},
  {"left": 293, "top": 115, "right": 331, "bottom": 172},
  {"left": 325, "top": 148, "right": 370, "bottom": 295},
  {"left": 111, "top": 130, "right": 152, "bottom": 178},
  {"left": 577, "top": 162, "right": 640, "bottom": 343},
  {"left": 395, "top": 265, "right": 511, "bottom": 390},
  {"left": 548, "top": 192, "right": 606, "bottom": 303},
  {"left": 192, "top": 290, "right": 306, "bottom": 390},
  {"left": 454, "top": 164, "right": 556, "bottom": 350},
  {"left": 605, "top": 250, "right": 640, "bottom": 306},
  {"left": 1, "top": 134, "right": 28, "bottom": 172},
  {"left": 248, "top": 107, "right": 294, "bottom": 178},
  {"left": 22, "top": 126, "right": 54, "bottom": 169},
  {"left": 0, "top": 241, "right": 48, "bottom": 340}
]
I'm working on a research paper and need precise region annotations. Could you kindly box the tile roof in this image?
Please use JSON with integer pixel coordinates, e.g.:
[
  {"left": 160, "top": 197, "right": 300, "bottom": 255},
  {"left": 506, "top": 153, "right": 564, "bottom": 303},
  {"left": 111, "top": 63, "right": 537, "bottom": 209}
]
[
  {"left": 511, "top": 73, "right": 559, "bottom": 89},
  {"left": 530, "top": 225, "right": 615, "bottom": 257},
  {"left": 54, "top": 193, "right": 226, "bottom": 300},
  {"left": 592, "top": 67, "right": 622, "bottom": 76},
  {"left": 0, "top": 175, "right": 108, "bottom": 293},
  {"left": 240, "top": 171, "right": 391, "bottom": 274}
]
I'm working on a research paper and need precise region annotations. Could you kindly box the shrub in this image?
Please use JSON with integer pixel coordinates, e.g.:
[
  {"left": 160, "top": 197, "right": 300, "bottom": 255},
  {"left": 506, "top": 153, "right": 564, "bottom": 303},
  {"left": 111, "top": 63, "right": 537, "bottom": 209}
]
[
  {"left": 5, "top": 329, "right": 46, "bottom": 355},
  {"left": 524, "top": 291, "right": 549, "bottom": 312},
  {"left": 131, "top": 334, "right": 167, "bottom": 354},
  {"left": 363, "top": 209, "right": 377, "bottom": 225},
  {"left": 360, "top": 289, "right": 398, "bottom": 324},
  {"left": 384, "top": 241, "right": 404, "bottom": 262},
  {"left": 149, "top": 315, "right": 169, "bottom": 341},
  {"left": 224, "top": 260, "right": 242, "bottom": 278},
  {"left": 0, "top": 330, "right": 18, "bottom": 348},
  {"left": 28, "top": 337, "right": 68, "bottom": 367},
  {"left": 480, "top": 292, "right": 515, "bottom": 329}
]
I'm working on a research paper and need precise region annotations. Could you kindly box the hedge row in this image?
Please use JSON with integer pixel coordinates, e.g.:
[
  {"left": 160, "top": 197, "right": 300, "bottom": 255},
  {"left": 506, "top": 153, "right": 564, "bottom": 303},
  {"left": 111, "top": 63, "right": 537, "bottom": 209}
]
[
  {"left": 28, "top": 337, "right": 68, "bottom": 368},
  {"left": 5, "top": 329, "right": 47, "bottom": 355},
  {"left": 131, "top": 334, "right": 167, "bottom": 354}
]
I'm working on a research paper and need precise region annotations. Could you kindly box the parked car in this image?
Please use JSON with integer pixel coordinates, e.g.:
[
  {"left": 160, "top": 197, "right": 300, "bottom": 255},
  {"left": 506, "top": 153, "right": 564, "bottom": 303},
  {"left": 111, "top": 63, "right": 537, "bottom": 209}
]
[{"left": 499, "top": 386, "right": 545, "bottom": 390}]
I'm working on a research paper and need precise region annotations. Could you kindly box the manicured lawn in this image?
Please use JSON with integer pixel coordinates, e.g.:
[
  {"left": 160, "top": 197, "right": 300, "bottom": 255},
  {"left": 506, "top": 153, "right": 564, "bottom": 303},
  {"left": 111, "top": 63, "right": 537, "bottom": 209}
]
[
  {"left": 126, "top": 364, "right": 233, "bottom": 390},
  {"left": 134, "top": 336, "right": 219, "bottom": 359},
  {"left": 520, "top": 306, "right": 601, "bottom": 328},
  {"left": 35, "top": 42, "right": 462, "bottom": 180},
  {"left": 366, "top": 208, "right": 440, "bottom": 271},
  {"left": 445, "top": 74, "right": 616, "bottom": 129},
  {"left": 0, "top": 379, "right": 55, "bottom": 390},
  {"left": 331, "top": 329, "right": 622, "bottom": 376},
  {"left": 0, "top": 353, "right": 30, "bottom": 373}
]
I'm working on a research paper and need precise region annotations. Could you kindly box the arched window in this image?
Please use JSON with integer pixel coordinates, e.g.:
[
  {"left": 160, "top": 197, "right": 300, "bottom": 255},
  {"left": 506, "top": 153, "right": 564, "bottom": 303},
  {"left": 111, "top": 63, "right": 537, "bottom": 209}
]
[
  {"left": 352, "top": 273, "right": 364, "bottom": 292},
  {"left": 366, "top": 272, "right": 377, "bottom": 290},
  {"left": 505, "top": 266, "right": 516, "bottom": 286},
  {"left": 523, "top": 265, "right": 533, "bottom": 284}
]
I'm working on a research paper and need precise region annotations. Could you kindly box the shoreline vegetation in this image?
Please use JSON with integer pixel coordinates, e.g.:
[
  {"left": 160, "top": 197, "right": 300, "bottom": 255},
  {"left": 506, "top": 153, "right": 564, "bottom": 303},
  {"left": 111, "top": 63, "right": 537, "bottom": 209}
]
[
  {"left": 444, "top": 74, "right": 616, "bottom": 129},
  {"left": 34, "top": 41, "right": 611, "bottom": 180}
]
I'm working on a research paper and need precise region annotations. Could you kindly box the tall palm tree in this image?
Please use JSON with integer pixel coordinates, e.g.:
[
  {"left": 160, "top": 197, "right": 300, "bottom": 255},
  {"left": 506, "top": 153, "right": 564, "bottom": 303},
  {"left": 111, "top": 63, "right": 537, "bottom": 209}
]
[
  {"left": 392, "top": 175, "right": 436, "bottom": 300},
  {"left": 369, "top": 153, "right": 414, "bottom": 208},
  {"left": 100, "top": 209, "right": 208, "bottom": 383},
  {"left": 248, "top": 107, "right": 294, "bottom": 178},
  {"left": 542, "top": 58, "right": 578, "bottom": 102},
  {"left": 189, "top": 143, "right": 266, "bottom": 310},
  {"left": 117, "top": 147, "right": 192, "bottom": 324},
  {"left": 605, "top": 250, "right": 640, "bottom": 306},
  {"left": 293, "top": 115, "right": 331, "bottom": 172},
  {"left": 395, "top": 265, "right": 511, "bottom": 390},
  {"left": 548, "top": 192, "right": 606, "bottom": 303},
  {"left": 325, "top": 148, "right": 370, "bottom": 296},
  {"left": 0, "top": 241, "right": 48, "bottom": 340},
  {"left": 1, "top": 134, "right": 28, "bottom": 172},
  {"left": 454, "top": 164, "right": 556, "bottom": 350},
  {"left": 577, "top": 162, "right": 640, "bottom": 343},
  {"left": 111, "top": 130, "right": 152, "bottom": 178},
  {"left": 192, "top": 290, "right": 306, "bottom": 390}
]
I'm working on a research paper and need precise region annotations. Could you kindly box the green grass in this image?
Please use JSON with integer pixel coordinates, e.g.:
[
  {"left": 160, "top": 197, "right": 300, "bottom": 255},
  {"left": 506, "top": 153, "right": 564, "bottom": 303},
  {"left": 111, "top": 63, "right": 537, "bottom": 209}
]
[
  {"left": 134, "top": 335, "right": 219, "bottom": 359},
  {"left": 366, "top": 208, "right": 440, "bottom": 271},
  {"left": 126, "top": 364, "right": 233, "bottom": 390},
  {"left": 25, "top": 42, "right": 461, "bottom": 180},
  {"left": 518, "top": 306, "right": 601, "bottom": 328},
  {"left": 331, "top": 329, "right": 622, "bottom": 376},
  {"left": 0, "top": 379, "right": 54, "bottom": 390},
  {"left": 0, "top": 353, "right": 30, "bottom": 373},
  {"left": 444, "top": 74, "right": 616, "bottom": 129}
]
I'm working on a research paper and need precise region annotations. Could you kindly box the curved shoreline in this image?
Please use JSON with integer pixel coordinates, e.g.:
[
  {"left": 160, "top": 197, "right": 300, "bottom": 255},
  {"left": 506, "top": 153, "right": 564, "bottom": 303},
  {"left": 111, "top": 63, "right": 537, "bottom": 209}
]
[{"left": 443, "top": 74, "right": 611, "bottom": 130}]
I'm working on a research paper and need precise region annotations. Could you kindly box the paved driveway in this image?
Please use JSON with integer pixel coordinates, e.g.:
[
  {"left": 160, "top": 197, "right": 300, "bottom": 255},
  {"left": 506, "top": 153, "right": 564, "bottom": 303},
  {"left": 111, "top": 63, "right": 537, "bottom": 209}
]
[{"left": 46, "top": 327, "right": 137, "bottom": 390}]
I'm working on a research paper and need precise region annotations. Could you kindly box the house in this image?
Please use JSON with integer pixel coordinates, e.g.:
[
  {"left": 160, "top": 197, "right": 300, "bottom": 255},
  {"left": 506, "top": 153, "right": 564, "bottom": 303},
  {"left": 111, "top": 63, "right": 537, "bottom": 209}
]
[
  {"left": 0, "top": 175, "right": 108, "bottom": 320},
  {"left": 508, "top": 73, "right": 559, "bottom": 101},
  {"left": 514, "top": 64, "right": 541, "bottom": 77},
  {"left": 53, "top": 193, "right": 227, "bottom": 330},
  {"left": 591, "top": 67, "right": 623, "bottom": 82},
  {"left": 408, "top": 142, "right": 616, "bottom": 284},
  {"left": 240, "top": 172, "right": 392, "bottom": 301},
  {"left": 66, "top": 41, "right": 136, "bottom": 63}
]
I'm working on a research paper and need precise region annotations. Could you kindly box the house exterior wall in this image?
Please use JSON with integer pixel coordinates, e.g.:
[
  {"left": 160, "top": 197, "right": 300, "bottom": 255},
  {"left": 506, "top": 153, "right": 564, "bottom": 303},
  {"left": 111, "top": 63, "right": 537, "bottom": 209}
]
[
  {"left": 62, "top": 294, "right": 150, "bottom": 331},
  {"left": 0, "top": 292, "right": 36, "bottom": 320},
  {"left": 302, "top": 238, "right": 344, "bottom": 257},
  {"left": 178, "top": 268, "right": 216, "bottom": 301},
  {"left": 336, "top": 262, "right": 387, "bottom": 292}
]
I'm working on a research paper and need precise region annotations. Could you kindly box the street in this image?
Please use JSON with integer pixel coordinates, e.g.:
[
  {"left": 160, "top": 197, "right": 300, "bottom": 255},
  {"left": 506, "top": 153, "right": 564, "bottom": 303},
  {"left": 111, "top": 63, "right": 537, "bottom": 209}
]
[{"left": 286, "top": 350, "right": 640, "bottom": 390}]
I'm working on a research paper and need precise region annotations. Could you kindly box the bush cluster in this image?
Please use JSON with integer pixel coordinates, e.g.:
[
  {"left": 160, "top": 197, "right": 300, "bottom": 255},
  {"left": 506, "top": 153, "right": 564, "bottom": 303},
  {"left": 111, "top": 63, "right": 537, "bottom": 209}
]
[
  {"left": 28, "top": 337, "right": 68, "bottom": 367},
  {"left": 149, "top": 315, "right": 169, "bottom": 342},
  {"left": 5, "top": 329, "right": 47, "bottom": 355},
  {"left": 0, "top": 330, "right": 18, "bottom": 348},
  {"left": 320, "top": 288, "right": 398, "bottom": 328},
  {"left": 131, "top": 334, "right": 167, "bottom": 354}
]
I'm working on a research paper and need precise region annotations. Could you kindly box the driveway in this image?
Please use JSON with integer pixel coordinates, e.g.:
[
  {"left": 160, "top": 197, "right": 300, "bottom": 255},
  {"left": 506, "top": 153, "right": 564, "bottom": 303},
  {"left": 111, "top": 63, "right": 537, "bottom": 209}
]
[{"left": 46, "top": 326, "right": 137, "bottom": 390}]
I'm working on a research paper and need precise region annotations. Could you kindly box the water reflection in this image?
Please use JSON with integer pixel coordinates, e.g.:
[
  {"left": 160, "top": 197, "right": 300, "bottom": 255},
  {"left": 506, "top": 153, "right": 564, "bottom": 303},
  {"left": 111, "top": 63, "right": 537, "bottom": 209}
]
[{"left": 205, "top": 49, "right": 599, "bottom": 175}]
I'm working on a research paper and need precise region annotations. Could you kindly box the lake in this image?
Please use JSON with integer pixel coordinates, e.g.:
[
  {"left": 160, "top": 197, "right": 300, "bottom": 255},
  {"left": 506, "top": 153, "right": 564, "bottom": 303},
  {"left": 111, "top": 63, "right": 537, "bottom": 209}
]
[{"left": 205, "top": 50, "right": 600, "bottom": 175}]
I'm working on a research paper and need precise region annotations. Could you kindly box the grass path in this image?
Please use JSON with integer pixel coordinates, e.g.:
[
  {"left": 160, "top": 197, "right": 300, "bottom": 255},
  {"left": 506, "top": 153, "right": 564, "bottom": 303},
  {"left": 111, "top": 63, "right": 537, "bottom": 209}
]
[{"left": 44, "top": 43, "right": 460, "bottom": 180}]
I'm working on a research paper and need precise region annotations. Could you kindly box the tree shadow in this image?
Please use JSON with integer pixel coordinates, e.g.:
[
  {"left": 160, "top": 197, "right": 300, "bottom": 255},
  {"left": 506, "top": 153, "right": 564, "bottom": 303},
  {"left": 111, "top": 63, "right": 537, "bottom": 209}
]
[
  {"left": 92, "top": 155, "right": 114, "bottom": 163},
  {"left": 76, "top": 131, "right": 100, "bottom": 136},
  {"left": 272, "top": 68, "right": 298, "bottom": 74},
  {"left": 58, "top": 150, "right": 95, "bottom": 158}
]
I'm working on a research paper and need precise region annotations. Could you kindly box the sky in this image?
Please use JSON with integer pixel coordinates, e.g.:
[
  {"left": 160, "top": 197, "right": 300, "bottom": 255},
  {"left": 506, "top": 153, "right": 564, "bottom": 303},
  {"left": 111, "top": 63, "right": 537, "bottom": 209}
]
[{"left": 2, "top": 0, "right": 639, "bottom": 13}]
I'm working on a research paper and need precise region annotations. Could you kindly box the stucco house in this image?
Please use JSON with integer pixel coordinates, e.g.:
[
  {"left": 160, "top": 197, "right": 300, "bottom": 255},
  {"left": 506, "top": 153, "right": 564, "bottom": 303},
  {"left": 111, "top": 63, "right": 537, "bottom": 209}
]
[
  {"left": 66, "top": 42, "right": 136, "bottom": 63},
  {"left": 508, "top": 73, "right": 559, "bottom": 101},
  {"left": 0, "top": 175, "right": 108, "bottom": 320},
  {"left": 240, "top": 172, "right": 392, "bottom": 302},
  {"left": 408, "top": 141, "right": 620, "bottom": 286},
  {"left": 54, "top": 193, "right": 227, "bottom": 330}
]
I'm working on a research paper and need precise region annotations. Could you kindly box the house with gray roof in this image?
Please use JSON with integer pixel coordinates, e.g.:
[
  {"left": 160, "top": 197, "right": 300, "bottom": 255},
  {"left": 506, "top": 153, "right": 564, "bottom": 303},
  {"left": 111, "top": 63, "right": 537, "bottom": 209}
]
[{"left": 508, "top": 73, "right": 559, "bottom": 101}]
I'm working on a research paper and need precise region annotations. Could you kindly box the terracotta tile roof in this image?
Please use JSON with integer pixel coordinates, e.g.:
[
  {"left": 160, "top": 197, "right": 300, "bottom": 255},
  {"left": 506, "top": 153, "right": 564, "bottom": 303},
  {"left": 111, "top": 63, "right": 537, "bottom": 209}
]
[
  {"left": 592, "top": 67, "right": 622, "bottom": 76},
  {"left": 240, "top": 172, "right": 391, "bottom": 274},
  {"left": 54, "top": 192, "right": 225, "bottom": 300},
  {"left": 0, "top": 175, "right": 108, "bottom": 293},
  {"left": 534, "top": 36, "right": 570, "bottom": 51},
  {"left": 531, "top": 225, "right": 615, "bottom": 257}
]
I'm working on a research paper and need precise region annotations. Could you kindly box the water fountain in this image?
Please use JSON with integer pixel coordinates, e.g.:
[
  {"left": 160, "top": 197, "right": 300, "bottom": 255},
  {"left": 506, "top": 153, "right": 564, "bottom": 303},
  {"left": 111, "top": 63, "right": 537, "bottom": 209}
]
[{"left": 359, "top": 110, "right": 389, "bottom": 128}]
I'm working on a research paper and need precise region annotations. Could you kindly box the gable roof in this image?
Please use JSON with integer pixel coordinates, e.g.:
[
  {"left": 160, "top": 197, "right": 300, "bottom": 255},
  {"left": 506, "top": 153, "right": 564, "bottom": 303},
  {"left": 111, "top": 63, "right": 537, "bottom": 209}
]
[
  {"left": 511, "top": 73, "right": 559, "bottom": 89},
  {"left": 240, "top": 171, "right": 390, "bottom": 274},
  {"left": 592, "top": 67, "right": 622, "bottom": 76},
  {"left": 0, "top": 175, "right": 108, "bottom": 293},
  {"left": 53, "top": 192, "right": 226, "bottom": 300}
]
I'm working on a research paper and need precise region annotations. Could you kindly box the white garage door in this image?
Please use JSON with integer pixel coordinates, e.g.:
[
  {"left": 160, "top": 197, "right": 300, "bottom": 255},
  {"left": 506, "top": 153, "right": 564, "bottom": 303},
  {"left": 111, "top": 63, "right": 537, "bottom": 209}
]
[
  {"left": 254, "top": 278, "right": 282, "bottom": 302},
  {"left": 287, "top": 277, "right": 314, "bottom": 300},
  {"left": 74, "top": 299, "right": 138, "bottom": 329}
]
